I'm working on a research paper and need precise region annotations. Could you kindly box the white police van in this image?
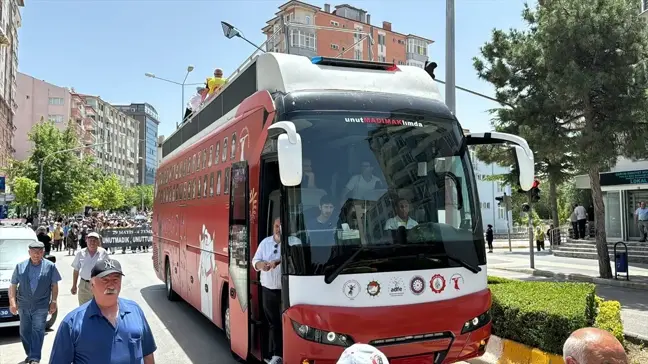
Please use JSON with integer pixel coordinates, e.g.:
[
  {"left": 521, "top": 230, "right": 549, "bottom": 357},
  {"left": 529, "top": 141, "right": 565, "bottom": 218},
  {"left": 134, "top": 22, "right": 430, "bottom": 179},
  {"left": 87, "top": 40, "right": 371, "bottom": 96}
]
[{"left": 0, "top": 224, "right": 57, "bottom": 329}]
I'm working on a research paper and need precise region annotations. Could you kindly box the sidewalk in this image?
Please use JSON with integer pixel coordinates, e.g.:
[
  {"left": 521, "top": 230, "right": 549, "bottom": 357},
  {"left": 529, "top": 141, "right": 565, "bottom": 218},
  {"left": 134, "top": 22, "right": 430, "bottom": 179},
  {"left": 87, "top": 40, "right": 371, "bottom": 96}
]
[
  {"left": 487, "top": 250, "right": 648, "bottom": 341},
  {"left": 488, "top": 249, "right": 648, "bottom": 290},
  {"left": 486, "top": 239, "right": 529, "bottom": 250}
]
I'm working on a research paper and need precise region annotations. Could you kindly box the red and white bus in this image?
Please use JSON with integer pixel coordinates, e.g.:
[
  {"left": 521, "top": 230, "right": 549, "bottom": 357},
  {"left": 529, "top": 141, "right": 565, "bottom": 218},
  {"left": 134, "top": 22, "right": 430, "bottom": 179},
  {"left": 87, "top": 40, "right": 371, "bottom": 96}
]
[{"left": 152, "top": 52, "right": 535, "bottom": 364}]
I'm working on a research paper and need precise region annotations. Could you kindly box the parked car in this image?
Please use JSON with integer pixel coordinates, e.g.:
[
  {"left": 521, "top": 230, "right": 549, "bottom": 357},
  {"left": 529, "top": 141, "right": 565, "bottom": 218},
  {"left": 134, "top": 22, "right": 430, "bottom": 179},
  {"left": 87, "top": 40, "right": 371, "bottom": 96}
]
[{"left": 0, "top": 225, "right": 57, "bottom": 330}]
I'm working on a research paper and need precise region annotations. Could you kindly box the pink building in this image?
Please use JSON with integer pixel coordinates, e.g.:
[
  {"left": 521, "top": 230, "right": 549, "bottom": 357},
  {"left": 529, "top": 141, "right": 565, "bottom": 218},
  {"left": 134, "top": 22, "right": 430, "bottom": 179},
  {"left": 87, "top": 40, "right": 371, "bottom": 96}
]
[{"left": 14, "top": 72, "right": 73, "bottom": 160}]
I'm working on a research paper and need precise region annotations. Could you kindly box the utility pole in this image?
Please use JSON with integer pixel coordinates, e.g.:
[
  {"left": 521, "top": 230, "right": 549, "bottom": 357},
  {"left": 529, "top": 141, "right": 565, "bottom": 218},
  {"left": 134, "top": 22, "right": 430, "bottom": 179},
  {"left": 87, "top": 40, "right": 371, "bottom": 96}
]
[
  {"left": 445, "top": 0, "right": 456, "bottom": 114},
  {"left": 528, "top": 199, "right": 535, "bottom": 269},
  {"left": 504, "top": 192, "right": 512, "bottom": 252}
]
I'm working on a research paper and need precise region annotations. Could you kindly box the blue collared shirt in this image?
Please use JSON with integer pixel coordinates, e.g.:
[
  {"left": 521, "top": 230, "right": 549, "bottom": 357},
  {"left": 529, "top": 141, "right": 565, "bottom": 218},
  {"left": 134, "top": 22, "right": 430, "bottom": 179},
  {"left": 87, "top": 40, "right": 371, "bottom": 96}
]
[
  {"left": 27, "top": 261, "right": 43, "bottom": 293},
  {"left": 49, "top": 298, "right": 157, "bottom": 364}
]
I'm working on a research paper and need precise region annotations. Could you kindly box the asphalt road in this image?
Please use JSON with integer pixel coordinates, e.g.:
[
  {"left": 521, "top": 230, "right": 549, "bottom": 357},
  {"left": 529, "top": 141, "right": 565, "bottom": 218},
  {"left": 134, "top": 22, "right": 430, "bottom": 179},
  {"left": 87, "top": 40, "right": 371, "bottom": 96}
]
[{"left": 0, "top": 251, "right": 239, "bottom": 364}]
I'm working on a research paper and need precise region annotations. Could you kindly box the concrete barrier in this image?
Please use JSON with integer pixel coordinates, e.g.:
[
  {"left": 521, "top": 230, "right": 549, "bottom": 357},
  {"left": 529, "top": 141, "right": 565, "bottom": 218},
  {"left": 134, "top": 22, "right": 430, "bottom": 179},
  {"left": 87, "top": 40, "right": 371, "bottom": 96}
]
[{"left": 470, "top": 335, "right": 564, "bottom": 364}]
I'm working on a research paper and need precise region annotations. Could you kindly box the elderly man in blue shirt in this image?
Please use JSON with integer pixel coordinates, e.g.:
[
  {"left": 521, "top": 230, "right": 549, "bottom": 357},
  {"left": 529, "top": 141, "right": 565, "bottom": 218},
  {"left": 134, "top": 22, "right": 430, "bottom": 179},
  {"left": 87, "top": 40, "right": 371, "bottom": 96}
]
[
  {"left": 9, "top": 240, "right": 62, "bottom": 364},
  {"left": 49, "top": 258, "right": 157, "bottom": 364}
]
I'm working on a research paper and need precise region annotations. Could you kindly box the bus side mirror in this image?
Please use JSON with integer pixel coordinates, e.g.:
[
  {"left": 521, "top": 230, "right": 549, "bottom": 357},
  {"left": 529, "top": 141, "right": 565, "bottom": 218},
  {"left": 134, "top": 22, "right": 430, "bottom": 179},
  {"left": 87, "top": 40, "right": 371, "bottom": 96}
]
[
  {"left": 514, "top": 145, "right": 534, "bottom": 191},
  {"left": 268, "top": 121, "right": 303, "bottom": 187}
]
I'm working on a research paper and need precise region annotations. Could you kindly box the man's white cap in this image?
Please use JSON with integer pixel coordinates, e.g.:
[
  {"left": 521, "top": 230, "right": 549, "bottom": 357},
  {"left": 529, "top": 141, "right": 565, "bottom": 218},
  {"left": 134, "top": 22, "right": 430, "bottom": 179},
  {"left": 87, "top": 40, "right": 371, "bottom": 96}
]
[{"left": 337, "top": 344, "right": 389, "bottom": 364}]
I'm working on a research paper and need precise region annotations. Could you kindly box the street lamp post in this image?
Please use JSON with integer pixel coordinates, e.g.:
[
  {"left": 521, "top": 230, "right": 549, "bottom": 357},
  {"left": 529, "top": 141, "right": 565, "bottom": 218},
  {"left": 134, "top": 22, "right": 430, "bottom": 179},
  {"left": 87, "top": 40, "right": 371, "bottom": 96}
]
[
  {"left": 37, "top": 141, "right": 111, "bottom": 223},
  {"left": 144, "top": 65, "right": 199, "bottom": 121}
]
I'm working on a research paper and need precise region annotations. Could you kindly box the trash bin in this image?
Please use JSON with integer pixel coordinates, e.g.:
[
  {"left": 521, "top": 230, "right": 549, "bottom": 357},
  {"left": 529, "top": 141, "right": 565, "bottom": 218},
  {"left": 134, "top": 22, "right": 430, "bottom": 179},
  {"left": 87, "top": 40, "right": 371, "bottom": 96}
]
[{"left": 614, "top": 241, "right": 629, "bottom": 281}]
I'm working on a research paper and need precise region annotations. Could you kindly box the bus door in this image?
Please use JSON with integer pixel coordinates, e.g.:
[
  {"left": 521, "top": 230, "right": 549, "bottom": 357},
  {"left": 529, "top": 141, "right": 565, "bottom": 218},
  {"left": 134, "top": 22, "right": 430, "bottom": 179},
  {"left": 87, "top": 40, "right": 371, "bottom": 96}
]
[{"left": 228, "top": 161, "right": 251, "bottom": 359}]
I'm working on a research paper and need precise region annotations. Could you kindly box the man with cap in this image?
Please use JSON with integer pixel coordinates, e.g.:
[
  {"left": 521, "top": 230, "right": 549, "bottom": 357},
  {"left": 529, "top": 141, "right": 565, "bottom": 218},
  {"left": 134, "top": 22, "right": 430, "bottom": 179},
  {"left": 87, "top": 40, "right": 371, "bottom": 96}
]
[
  {"left": 337, "top": 344, "right": 389, "bottom": 364},
  {"left": 70, "top": 231, "right": 108, "bottom": 306},
  {"left": 8, "top": 240, "right": 62, "bottom": 364},
  {"left": 49, "top": 258, "right": 157, "bottom": 364}
]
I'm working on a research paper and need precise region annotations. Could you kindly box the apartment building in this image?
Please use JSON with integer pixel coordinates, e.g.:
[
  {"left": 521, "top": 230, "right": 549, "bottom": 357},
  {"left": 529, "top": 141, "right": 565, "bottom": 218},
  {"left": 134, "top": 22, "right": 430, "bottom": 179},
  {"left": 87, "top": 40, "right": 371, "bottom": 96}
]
[
  {"left": 0, "top": 0, "right": 24, "bottom": 171},
  {"left": 80, "top": 95, "right": 140, "bottom": 186},
  {"left": 262, "top": 1, "right": 432, "bottom": 68},
  {"left": 115, "top": 103, "right": 160, "bottom": 185}
]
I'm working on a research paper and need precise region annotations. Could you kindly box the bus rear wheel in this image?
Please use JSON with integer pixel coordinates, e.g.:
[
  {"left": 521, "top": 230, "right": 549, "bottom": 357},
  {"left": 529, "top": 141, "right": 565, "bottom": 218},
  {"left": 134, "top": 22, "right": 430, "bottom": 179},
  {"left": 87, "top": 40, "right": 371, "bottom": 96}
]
[{"left": 165, "top": 259, "right": 179, "bottom": 301}]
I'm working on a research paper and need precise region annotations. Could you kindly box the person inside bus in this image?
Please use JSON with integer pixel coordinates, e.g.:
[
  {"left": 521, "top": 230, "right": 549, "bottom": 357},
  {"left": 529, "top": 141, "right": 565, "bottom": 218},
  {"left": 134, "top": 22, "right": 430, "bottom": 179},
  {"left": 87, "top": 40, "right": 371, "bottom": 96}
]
[
  {"left": 384, "top": 198, "right": 419, "bottom": 230},
  {"left": 251, "top": 218, "right": 285, "bottom": 364},
  {"left": 302, "top": 158, "right": 317, "bottom": 188},
  {"left": 306, "top": 195, "right": 335, "bottom": 231},
  {"left": 340, "top": 160, "right": 383, "bottom": 206}
]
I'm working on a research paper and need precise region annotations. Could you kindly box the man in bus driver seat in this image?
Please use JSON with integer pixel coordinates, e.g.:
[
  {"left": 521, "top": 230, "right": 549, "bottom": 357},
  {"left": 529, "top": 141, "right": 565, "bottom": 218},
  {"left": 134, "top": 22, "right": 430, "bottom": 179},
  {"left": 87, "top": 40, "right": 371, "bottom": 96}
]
[
  {"left": 384, "top": 198, "right": 419, "bottom": 230},
  {"left": 252, "top": 218, "right": 285, "bottom": 364}
]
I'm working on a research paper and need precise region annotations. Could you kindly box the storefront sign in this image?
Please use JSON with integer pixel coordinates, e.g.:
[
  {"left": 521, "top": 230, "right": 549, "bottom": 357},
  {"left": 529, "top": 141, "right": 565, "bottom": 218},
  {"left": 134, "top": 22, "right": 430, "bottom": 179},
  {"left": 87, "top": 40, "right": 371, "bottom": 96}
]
[
  {"left": 600, "top": 169, "right": 648, "bottom": 186},
  {"left": 100, "top": 226, "right": 153, "bottom": 249}
]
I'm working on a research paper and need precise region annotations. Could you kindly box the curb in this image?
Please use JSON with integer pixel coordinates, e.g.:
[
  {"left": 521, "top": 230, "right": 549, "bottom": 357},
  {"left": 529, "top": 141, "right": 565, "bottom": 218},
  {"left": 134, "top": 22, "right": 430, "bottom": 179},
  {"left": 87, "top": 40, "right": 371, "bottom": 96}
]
[
  {"left": 468, "top": 335, "right": 563, "bottom": 364},
  {"left": 496, "top": 267, "right": 648, "bottom": 291}
]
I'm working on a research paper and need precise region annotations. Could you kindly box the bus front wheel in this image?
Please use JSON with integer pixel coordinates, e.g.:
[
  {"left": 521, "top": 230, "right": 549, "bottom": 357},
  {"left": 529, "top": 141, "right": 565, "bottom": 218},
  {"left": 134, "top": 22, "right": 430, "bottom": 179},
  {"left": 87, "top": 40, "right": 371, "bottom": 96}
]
[{"left": 165, "top": 259, "right": 179, "bottom": 301}]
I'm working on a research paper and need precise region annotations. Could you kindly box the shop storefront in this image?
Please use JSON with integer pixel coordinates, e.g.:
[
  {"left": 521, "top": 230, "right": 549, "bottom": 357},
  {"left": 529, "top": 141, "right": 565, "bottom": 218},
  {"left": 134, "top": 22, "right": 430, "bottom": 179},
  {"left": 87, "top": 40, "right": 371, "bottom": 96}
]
[{"left": 576, "top": 166, "right": 648, "bottom": 241}]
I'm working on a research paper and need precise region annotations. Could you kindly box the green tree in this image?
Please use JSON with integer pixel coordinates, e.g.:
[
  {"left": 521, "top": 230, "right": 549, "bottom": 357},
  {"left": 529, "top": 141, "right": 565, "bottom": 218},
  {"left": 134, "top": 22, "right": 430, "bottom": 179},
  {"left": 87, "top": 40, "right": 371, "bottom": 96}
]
[
  {"left": 123, "top": 185, "right": 154, "bottom": 210},
  {"left": 12, "top": 176, "right": 38, "bottom": 207},
  {"left": 4, "top": 119, "right": 99, "bottom": 213},
  {"left": 532, "top": 0, "right": 648, "bottom": 278},
  {"left": 473, "top": 25, "right": 574, "bottom": 228},
  {"left": 93, "top": 175, "right": 125, "bottom": 211}
]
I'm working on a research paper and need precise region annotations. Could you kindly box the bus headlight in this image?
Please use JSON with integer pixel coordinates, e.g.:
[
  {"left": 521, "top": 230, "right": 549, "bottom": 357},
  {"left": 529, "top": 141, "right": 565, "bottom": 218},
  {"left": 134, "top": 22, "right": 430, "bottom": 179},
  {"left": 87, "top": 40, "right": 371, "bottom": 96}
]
[
  {"left": 461, "top": 311, "right": 491, "bottom": 334},
  {"left": 291, "top": 320, "right": 354, "bottom": 347}
]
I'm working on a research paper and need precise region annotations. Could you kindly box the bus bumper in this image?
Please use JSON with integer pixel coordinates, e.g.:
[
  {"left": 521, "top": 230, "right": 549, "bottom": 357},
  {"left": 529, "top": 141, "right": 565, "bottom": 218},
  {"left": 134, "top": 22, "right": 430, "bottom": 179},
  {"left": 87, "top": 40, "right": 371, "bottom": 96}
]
[{"left": 282, "top": 289, "right": 492, "bottom": 364}]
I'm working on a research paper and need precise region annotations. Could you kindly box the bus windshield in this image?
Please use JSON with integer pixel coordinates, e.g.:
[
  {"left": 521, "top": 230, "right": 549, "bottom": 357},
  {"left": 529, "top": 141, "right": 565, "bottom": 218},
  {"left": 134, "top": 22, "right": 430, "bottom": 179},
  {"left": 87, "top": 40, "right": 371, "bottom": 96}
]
[{"left": 282, "top": 111, "right": 486, "bottom": 278}]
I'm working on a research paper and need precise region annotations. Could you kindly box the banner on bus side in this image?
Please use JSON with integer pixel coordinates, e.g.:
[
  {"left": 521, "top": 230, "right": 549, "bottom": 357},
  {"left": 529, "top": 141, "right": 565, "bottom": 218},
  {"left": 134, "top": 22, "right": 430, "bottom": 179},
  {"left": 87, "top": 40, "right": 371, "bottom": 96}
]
[{"left": 100, "top": 227, "right": 153, "bottom": 249}]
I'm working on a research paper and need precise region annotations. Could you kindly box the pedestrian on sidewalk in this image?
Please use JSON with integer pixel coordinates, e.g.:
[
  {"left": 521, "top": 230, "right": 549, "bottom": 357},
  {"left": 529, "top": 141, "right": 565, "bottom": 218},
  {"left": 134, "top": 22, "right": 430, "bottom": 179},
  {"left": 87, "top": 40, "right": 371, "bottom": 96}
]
[
  {"left": 635, "top": 201, "right": 648, "bottom": 242},
  {"left": 570, "top": 207, "right": 579, "bottom": 239},
  {"left": 563, "top": 327, "right": 627, "bottom": 364},
  {"left": 8, "top": 240, "right": 61, "bottom": 364},
  {"left": 535, "top": 225, "right": 545, "bottom": 251},
  {"left": 70, "top": 232, "right": 108, "bottom": 306},
  {"left": 486, "top": 224, "right": 494, "bottom": 253},
  {"left": 574, "top": 203, "right": 588, "bottom": 240},
  {"left": 49, "top": 258, "right": 157, "bottom": 364}
]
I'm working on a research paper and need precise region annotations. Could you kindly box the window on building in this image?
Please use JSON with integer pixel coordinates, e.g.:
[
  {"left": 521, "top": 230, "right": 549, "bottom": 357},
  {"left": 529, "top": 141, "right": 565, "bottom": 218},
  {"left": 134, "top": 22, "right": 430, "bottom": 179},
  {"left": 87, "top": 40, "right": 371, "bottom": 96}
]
[
  {"left": 354, "top": 49, "right": 362, "bottom": 60},
  {"left": 48, "top": 114, "right": 64, "bottom": 123},
  {"left": 644, "top": 0, "right": 648, "bottom": 12},
  {"left": 289, "top": 29, "right": 316, "bottom": 50},
  {"left": 498, "top": 207, "right": 506, "bottom": 219},
  {"left": 378, "top": 34, "right": 385, "bottom": 46},
  {"left": 304, "top": 16, "right": 311, "bottom": 25},
  {"left": 48, "top": 97, "right": 64, "bottom": 105}
]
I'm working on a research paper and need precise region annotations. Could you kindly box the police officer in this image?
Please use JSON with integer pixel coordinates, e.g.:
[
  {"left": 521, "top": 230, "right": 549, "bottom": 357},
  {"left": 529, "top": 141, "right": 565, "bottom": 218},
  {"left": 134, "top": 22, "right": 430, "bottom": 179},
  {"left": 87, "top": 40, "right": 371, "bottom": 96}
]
[
  {"left": 49, "top": 258, "right": 157, "bottom": 364},
  {"left": 9, "top": 240, "right": 62, "bottom": 364}
]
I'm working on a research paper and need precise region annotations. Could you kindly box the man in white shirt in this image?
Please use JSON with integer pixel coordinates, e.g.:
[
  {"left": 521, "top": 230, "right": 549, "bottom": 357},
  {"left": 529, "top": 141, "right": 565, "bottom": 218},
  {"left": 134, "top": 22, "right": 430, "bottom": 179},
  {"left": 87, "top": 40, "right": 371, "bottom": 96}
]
[
  {"left": 384, "top": 198, "right": 419, "bottom": 231},
  {"left": 574, "top": 204, "right": 588, "bottom": 239},
  {"left": 341, "top": 161, "right": 382, "bottom": 206},
  {"left": 252, "top": 218, "right": 284, "bottom": 364},
  {"left": 70, "top": 232, "right": 108, "bottom": 306}
]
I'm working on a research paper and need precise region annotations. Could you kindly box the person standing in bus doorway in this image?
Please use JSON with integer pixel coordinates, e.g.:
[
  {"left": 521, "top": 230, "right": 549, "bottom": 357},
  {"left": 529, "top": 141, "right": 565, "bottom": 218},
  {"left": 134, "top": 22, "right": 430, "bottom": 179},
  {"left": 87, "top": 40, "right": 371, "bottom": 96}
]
[
  {"left": 71, "top": 232, "right": 108, "bottom": 306},
  {"left": 252, "top": 218, "right": 284, "bottom": 364},
  {"left": 199, "top": 225, "right": 215, "bottom": 320}
]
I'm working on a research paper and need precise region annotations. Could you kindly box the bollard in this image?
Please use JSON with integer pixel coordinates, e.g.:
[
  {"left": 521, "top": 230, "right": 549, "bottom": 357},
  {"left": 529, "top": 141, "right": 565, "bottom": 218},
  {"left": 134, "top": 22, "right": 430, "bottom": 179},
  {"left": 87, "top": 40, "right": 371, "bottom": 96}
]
[{"left": 614, "top": 241, "right": 629, "bottom": 281}]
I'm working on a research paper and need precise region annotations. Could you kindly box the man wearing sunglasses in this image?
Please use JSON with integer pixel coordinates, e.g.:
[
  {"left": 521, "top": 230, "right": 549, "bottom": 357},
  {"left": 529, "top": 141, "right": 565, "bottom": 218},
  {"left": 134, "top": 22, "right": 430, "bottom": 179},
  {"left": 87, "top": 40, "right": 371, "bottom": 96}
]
[{"left": 252, "top": 217, "right": 284, "bottom": 364}]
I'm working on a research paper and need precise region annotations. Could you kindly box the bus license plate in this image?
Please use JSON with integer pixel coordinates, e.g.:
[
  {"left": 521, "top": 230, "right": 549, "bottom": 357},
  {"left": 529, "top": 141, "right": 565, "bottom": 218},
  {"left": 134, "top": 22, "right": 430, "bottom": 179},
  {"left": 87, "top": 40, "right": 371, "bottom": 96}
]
[{"left": 0, "top": 308, "right": 13, "bottom": 318}]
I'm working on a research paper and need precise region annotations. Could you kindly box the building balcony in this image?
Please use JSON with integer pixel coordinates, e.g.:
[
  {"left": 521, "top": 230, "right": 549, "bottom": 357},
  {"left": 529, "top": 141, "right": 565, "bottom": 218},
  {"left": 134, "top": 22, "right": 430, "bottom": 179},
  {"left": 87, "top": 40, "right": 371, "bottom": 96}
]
[
  {"left": 406, "top": 52, "right": 428, "bottom": 63},
  {"left": 71, "top": 108, "right": 83, "bottom": 120},
  {"left": 83, "top": 133, "right": 95, "bottom": 144},
  {"left": 83, "top": 118, "right": 95, "bottom": 131}
]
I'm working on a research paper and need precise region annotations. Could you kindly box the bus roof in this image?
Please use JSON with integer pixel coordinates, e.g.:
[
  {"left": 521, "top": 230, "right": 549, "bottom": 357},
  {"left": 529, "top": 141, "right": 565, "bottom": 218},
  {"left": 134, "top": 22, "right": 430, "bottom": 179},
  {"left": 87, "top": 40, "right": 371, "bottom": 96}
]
[{"left": 161, "top": 52, "right": 443, "bottom": 162}]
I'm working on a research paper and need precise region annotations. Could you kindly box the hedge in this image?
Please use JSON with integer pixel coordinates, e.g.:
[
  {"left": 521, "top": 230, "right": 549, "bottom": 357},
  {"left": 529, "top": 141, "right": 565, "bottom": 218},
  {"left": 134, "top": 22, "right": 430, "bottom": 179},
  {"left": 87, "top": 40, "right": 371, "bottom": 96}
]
[{"left": 487, "top": 277, "right": 624, "bottom": 355}]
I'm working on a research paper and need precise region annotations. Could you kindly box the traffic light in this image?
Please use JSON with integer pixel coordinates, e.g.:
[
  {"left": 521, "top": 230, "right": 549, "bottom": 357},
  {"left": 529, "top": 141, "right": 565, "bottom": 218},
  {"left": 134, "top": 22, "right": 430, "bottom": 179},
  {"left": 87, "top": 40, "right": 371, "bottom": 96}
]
[
  {"left": 495, "top": 195, "right": 504, "bottom": 207},
  {"left": 522, "top": 203, "right": 531, "bottom": 213},
  {"left": 530, "top": 180, "right": 541, "bottom": 203},
  {"left": 425, "top": 61, "right": 437, "bottom": 80}
]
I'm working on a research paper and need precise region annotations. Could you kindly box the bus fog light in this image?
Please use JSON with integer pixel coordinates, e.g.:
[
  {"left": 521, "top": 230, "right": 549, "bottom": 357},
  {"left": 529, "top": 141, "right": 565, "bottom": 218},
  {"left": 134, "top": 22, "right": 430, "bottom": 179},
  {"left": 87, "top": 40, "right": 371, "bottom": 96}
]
[
  {"left": 326, "top": 332, "right": 337, "bottom": 342},
  {"left": 298, "top": 325, "right": 310, "bottom": 336}
]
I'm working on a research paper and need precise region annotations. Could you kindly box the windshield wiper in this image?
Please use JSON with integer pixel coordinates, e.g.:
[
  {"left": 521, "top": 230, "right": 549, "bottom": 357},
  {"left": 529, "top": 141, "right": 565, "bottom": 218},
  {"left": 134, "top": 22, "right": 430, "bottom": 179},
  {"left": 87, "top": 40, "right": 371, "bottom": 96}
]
[
  {"left": 437, "top": 252, "right": 481, "bottom": 274},
  {"left": 324, "top": 246, "right": 367, "bottom": 284}
]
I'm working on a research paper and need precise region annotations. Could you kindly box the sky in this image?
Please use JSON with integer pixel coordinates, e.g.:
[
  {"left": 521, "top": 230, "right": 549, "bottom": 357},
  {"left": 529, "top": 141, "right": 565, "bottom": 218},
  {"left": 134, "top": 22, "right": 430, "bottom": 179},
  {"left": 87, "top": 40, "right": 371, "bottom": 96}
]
[{"left": 18, "top": 0, "right": 530, "bottom": 139}]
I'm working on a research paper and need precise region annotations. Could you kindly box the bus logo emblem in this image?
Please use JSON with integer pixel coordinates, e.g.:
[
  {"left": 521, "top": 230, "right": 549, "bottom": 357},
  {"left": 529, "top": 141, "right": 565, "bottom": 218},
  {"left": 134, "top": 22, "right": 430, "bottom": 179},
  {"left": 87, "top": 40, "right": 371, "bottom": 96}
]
[
  {"left": 342, "top": 280, "right": 360, "bottom": 300},
  {"left": 451, "top": 273, "right": 464, "bottom": 290},
  {"left": 388, "top": 277, "right": 405, "bottom": 297},
  {"left": 366, "top": 280, "right": 381, "bottom": 297},
  {"left": 430, "top": 274, "right": 446, "bottom": 294},
  {"left": 409, "top": 276, "right": 425, "bottom": 295}
]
